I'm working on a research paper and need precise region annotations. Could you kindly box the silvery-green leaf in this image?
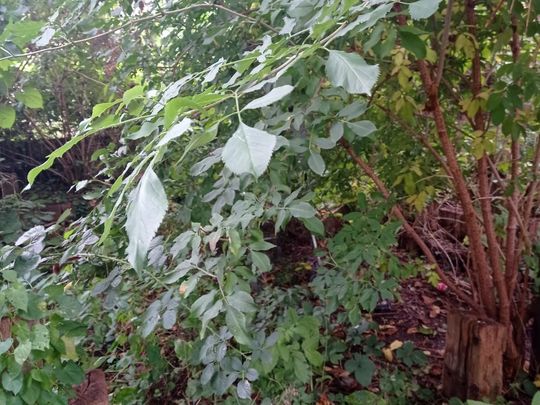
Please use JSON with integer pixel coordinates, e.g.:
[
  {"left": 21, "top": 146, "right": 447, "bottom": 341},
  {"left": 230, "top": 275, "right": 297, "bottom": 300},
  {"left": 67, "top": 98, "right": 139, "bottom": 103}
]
[
  {"left": 0, "top": 338, "right": 13, "bottom": 355},
  {"left": 326, "top": 50, "right": 379, "bottom": 95},
  {"left": 14, "top": 340, "right": 31, "bottom": 365},
  {"left": 222, "top": 123, "right": 277, "bottom": 177},
  {"left": 126, "top": 167, "right": 168, "bottom": 271},
  {"left": 280, "top": 17, "right": 296, "bottom": 35},
  {"left": 409, "top": 0, "right": 442, "bottom": 20},
  {"left": 347, "top": 120, "right": 377, "bottom": 138},
  {"left": 289, "top": 201, "right": 316, "bottom": 218},
  {"left": 336, "top": 3, "right": 393, "bottom": 37},
  {"left": 34, "top": 27, "right": 55, "bottom": 47},
  {"left": 243, "top": 85, "right": 294, "bottom": 110},
  {"left": 237, "top": 379, "right": 252, "bottom": 399},
  {"left": 203, "top": 57, "right": 225, "bottom": 83},
  {"left": 308, "top": 152, "right": 325, "bottom": 175},
  {"left": 330, "top": 122, "right": 344, "bottom": 142},
  {"left": 157, "top": 117, "right": 192, "bottom": 146}
]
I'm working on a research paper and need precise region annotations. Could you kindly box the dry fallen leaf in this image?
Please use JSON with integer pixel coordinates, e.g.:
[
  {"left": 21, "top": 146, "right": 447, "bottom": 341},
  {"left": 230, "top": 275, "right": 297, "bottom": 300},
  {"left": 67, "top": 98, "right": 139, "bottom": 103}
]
[
  {"left": 429, "top": 305, "right": 441, "bottom": 318},
  {"left": 382, "top": 347, "right": 394, "bottom": 362},
  {"left": 389, "top": 339, "right": 403, "bottom": 351}
]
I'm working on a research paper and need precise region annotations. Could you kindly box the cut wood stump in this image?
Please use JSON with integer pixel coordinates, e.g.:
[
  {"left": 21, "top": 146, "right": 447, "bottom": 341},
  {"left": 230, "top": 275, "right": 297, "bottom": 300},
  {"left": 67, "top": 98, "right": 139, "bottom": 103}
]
[
  {"left": 443, "top": 310, "right": 506, "bottom": 400},
  {"left": 69, "top": 369, "right": 109, "bottom": 405}
]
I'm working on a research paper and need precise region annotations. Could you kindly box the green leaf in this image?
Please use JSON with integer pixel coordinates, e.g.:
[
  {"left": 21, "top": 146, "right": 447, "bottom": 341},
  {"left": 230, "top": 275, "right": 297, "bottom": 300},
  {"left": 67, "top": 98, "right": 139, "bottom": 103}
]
[
  {"left": 7, "top": 286, "right": 28, "bottom": 311},
  {"left": 226, "top": 305, "right": 251, "bottom": 345},
  {"left": 345, "top": 355, "right": 375, "bottom": 386},
  {"left": 123, "top": 85, "right": 144, "bottom": 104},
  {"left": 409, "top": 0, "right": 442, "bottom": 20},
  {"left": 251, "top": 251, "right": 272, "bottom": 272},
  {"left": 308, "top": 152, "right": 325, "bottom": 175},
  {"left": 289, "top": 201, "right": 316, "bottom": 218},
  {"left": 191, "top": 290, "right": 217, "bottom": 317},
  {"left": 301, "top": 217, "right": 325, "bottom": 236},
  {"left": 2, "top": 371, "right": 23, "bottom": 395},
  {"left": 126, "top": 167, "right": 168, "bottom": 271},
  {"left": 236, "top": 379, "right": 252, "bottom": 399},
  {"left": 398, "top": 30, "right": 427, "bottom": 59},
  {"left": 31, "top": 324, "right": 49, "bottom": 351},
  {"left": 0, "top": 338, "right": 13, "bottom": 355},
  {"left": 346, "top": 120, "right": 377, "bottom": 138},
  {"left": 0, "top": 105, "right": 15, "bottom": 129},
  {"left": 157, "top": 117, "right": 192, "bottom": 146},
  {"left": 243, "top": 85, "right": 294, "bottom": 110},
  {"left": 92, "top": 101, "right": 120, "bottom": 118},
  {"left": 531, "top": 392, "right": 540, "bottom": 405},
  {"left": 227, "top": 291, "right": 257, "bottom": 313},
  {"left": 15, "top": 87, "right": 43, "bottom": 109},
  {"left": 222, "top": 123, "right": 277, "bottom": 177},
  {"left": 54, "top": 361, "right": 84, "bottom": 385},
  {"left": 326, "top": 50, "right": 379, "bottom": 95},
  {"left": 14, "top": 340, "right": 31, "bottom": 365}
]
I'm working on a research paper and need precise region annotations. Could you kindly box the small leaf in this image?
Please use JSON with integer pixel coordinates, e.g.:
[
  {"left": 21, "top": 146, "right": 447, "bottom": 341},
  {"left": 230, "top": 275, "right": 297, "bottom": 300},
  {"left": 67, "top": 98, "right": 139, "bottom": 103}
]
[
  {"left": 308, "top": 152, "right": 325, "bottom": 175},
  {"left": 326, "top": 50, "right": 379, "bottom": 95},
  {"left": 237, "top": 379, "right": 252, "bottom": 399},
  {"left": 251, "top": 251, "right": 272, "bottom": 272},
  {"left": 222, "top": 123, "right": 277, "bottom": 177},
  {"left": 14, "top": 340, "right": 32, "bottom": 365},
  {"left": 126, "top": 167, "right": 168, "bottom": 271},
  {"left": 288, "top": 201, "right": 316, "bottom": 218},
  {"left": 0, "top": 105, "right": 16, "bottom": 129},
  {"left": 398, "top": 30, "right": 426, "bottom": 59},
  {"left": 0, "top": 338, "right": 13, "bottom": 355},
  {"left": 15, "top": 87, "right": 43, "bottom": 109},
  {"left": 301, "top": 217, "right": 325, "bottom": 236},
  {"left": 31, "top": 324, "right": 49, "bottom": 351},
  {"left": 347, "top": 120, "right": 377, "bottom": 138},
  {"left": 226, "top": 306, "right": 251, "bottom": 345},
  {"left": 227, "top": 291, "right": 257, "bottom": 313},
  {"left": 243, "top": 85, "right": 294, "bottom": 110},
  {"left": 409, "top": 0, "right": 442, "bottom": 20},
  {"left": 54, "top": 361, "right": 85, "bottom": 385},
  {"left": 157, "top": 117, "right": 192, "bottom": 146},
  {"left": 7, "top": 286, "right": 28, "bottom": 311}
]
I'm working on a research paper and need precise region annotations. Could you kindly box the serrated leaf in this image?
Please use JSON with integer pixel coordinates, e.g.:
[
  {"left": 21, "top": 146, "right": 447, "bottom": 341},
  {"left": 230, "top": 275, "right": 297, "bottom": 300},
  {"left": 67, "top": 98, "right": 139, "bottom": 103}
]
[
  {"left": 326, "top": 50, "right": 379, "bottom": 95},
  {"left": 409, "top": 0, "right": 442, "bottom": 20},
  {"left": 0, "top": 105, "right": 15, "bottom": 129},
  {"left": 15, "top": 87, "right": 43, "bottom": 109},
  {"left": 243, "top": 85, "right": 294, "bottom": 110},
  {"left": 222, "top": 123, "right": 276, "bottom": 177},
  {"left": 126, "top": 167, "right": 168, "bottom": 271}
]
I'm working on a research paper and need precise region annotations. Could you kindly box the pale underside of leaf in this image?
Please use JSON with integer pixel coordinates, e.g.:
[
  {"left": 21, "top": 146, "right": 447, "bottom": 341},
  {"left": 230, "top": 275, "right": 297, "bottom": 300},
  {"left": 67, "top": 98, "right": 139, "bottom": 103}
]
[{"left": 222, "top": 123, "right": 277, "bottom": 177}]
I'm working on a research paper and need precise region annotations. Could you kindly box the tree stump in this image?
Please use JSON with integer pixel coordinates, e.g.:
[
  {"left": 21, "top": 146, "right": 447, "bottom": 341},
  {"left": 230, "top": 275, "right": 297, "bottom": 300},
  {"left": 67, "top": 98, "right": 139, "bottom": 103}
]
[
  {"left": 69, "top": 369, "right": 109, "bottom": 405},
  {"left": 443, "top": 311, "right": 506, "bottom": 400}
]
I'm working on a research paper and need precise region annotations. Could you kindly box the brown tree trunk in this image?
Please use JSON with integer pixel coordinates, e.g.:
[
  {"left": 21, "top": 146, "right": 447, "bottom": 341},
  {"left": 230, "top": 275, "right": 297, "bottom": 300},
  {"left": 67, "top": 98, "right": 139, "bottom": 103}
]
[{"left": 443, "top": 311, "right": 507, "bottom": 400}]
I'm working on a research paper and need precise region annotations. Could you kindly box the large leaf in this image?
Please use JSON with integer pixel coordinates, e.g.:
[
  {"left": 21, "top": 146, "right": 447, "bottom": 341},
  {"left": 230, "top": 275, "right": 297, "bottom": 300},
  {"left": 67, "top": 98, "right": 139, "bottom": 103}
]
[
  {"left": 243, "top": 85, "right": 294, "bottom": 110},
  {"left": 0, "top": 105, "right": 15, "bottom": 129},
  {"left": 126, "top": 167, "right": 168, "bottom": 271},
  {"left": 222, "top": 123, "right": 276, "bottom": 177},
  {"left": 409, "top": 0, "right": 442, "bottom": 20},
  {"left": 326, "top": 50, "right": 379, "bottom": 95},
  {"left": 15, "top": 87, "right": 43, "bottom": 109}
]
